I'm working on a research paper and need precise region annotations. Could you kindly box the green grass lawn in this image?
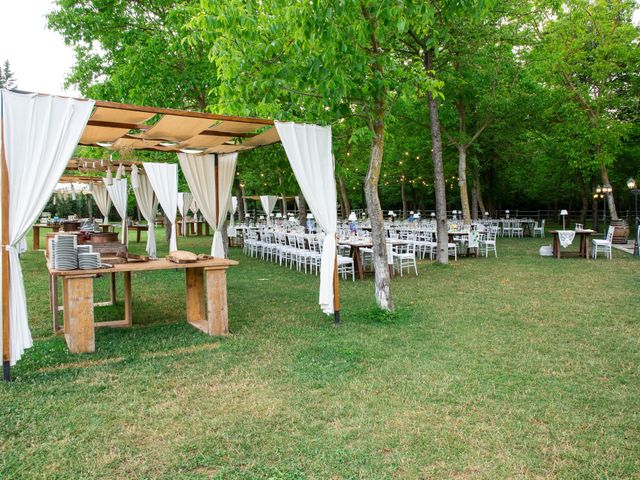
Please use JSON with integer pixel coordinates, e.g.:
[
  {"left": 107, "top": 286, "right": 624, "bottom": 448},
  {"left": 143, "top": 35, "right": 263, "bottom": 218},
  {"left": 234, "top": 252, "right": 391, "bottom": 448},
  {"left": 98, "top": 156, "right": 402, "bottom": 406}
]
[{"left": 1, "top": 230, "right": 639, "bottom": 479}]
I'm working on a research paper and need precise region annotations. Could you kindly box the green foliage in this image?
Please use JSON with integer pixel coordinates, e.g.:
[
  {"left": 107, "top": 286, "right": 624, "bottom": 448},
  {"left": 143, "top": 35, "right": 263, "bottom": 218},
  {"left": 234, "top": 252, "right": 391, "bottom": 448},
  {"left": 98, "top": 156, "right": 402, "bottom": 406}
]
[{"left": 0, "top": 60, "right": 17, "bottom": 89}]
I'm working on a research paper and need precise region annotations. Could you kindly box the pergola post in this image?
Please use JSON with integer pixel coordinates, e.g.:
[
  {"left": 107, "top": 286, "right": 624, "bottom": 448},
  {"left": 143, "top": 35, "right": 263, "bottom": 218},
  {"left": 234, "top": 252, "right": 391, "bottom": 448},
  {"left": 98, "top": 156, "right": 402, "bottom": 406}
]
[
  {"left": 1, "top": 113, "right": 10, "bottom": 381},
  {"left": 333, "top": 244, "right": 340, "bottom": 325}
]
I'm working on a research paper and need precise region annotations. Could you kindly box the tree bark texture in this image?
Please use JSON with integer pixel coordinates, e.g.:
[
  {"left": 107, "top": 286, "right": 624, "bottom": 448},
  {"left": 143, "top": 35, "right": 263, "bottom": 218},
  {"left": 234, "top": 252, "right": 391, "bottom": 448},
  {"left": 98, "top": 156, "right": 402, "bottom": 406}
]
[
  {"left": 337, "top": 173, "right": 351, "bottom": 219},
  {"left": 600, "top": 164, "right": 619, "bottom": 221},
  {"left": 457, "top": 145, "right": 471, "bottom": 224},
  {"left": 426, "top": 49, "right": 449, "bottom": 264}
]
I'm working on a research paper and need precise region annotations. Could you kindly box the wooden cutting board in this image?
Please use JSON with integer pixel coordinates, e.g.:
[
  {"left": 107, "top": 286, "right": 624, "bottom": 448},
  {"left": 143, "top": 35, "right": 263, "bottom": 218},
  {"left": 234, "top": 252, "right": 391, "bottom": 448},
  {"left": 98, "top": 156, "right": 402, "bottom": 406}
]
[{"left": 167, "top": 250, "right": 198, "bottom": 264}]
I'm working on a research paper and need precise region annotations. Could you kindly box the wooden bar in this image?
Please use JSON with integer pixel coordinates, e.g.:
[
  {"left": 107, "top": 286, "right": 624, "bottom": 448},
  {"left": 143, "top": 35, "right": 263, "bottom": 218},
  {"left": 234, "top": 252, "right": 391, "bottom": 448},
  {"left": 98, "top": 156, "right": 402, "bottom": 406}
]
[
  {"left": 205, "top": 267, "right": 228, "bottom": 336},
  {"left": 33, "top": 225, "right": 40, "bottom": 250},
  {"left": 123, "top": 271, "right": 132, "bottom": 327},
  {"left": 62, "top": 275, "right": 95, "bottom": 353},
  {"left": 110, "top": 272, "right": 117, "bottom": 305}
]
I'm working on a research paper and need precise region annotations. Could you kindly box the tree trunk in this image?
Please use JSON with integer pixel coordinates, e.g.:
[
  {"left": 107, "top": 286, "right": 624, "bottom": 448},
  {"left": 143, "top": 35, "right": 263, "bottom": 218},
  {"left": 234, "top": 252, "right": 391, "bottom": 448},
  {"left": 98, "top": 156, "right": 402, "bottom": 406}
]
[
  {"left": 600, "top": 164, "right": 619, "bottom": 220},
  {"left": 400, "top": 177, "right": 407, "bottom": 219},
  {"left": 336, "top": 173, "right": 351, "bottom": 219},
  {"left": 426, "top": 50, "right": 449, "bottom": 264},
  {"left": 577, "top": 175, "right": 588, "bottom": 225},
  {"left": 87, "top": 194, "right": 93, "bottom": 220},
  {"left": 164, "top": 215, "right": 172, "bottom": 245},
  {"left": 471, "top": 181, "right": 479, "bottom": 220},
  {"left": 280, "top": 194, "right": 287, "bottom": 217},
  {"left": 473, "top": 166, "right": 487, "bottom": 216},
  {"left": 298, "top": 191, "right": 307, "bottom": 225},
  {"left": 457, "top": 145, "right": 471, "bottom": 224},
  {"left": 364, "top": 120, "right": 394, "bottom": 311},
  {"left": 236, "top": 184, "right": 245, "bottom": 222}
]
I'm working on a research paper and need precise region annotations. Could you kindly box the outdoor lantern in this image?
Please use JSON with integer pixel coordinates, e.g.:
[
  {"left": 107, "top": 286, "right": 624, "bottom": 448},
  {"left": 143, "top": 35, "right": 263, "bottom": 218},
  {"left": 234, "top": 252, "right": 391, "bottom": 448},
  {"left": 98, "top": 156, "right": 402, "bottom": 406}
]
[
  {"left": 627, "top": 177, "right": 637, "bottom": 190},
  {"left": 505, "top": 209, "right": 510, "bottom": 219},
  {"left": 306, "top": 213, "right": 315, "bottom": 232},
  {"left": 348, "top": 212, "right": 357, "bottom": 222},
  {"left": 484, "top": 211, "right": 489, "bottom": 218},
  {"left": 388, "top": 210, "right": 395, "bottom": 217},
  {"left": 431, "top": 212, "right": 436, "bottom": 218},
  {"left": 560, "top": 209, "right": 568, "bottom": 230}
]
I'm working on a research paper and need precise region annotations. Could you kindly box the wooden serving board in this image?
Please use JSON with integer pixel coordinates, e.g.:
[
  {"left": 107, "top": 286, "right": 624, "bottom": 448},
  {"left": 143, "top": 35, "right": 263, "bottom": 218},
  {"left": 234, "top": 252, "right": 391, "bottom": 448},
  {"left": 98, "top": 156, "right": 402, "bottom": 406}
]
[{"left": 167, "top": 250, "right": 198, "bottom": 264}]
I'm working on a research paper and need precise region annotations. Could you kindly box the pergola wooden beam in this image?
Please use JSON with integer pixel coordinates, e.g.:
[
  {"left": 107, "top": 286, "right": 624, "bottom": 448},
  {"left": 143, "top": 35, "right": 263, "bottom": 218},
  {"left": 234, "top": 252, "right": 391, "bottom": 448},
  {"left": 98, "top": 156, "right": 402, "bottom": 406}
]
[
  {"left": 93, "top": 100, "right": 274, "bottom": 126},
  {"left": 86, "top": 120, "right": 258, "bottom": 139}
]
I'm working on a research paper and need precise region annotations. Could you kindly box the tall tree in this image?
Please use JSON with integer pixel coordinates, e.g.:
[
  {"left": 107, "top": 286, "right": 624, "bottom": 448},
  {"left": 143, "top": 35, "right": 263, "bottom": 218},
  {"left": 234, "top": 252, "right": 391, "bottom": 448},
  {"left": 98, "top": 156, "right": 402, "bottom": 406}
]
[
  {"left": 192, "top": 0, "right": 422, "bottom": 311},
  {"left": 529, "top": 0, "right": 640, "bottom": 220}
]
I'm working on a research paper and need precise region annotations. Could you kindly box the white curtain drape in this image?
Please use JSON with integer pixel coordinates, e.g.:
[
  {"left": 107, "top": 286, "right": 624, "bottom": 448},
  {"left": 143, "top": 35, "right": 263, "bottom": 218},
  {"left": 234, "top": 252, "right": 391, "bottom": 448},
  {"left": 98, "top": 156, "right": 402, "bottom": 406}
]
[
  {"left": 260, "top": 195, "right": 278, "bottom": 224},
  {"left": 275, "top": 121, "right": 336, "bottom": 315},
  {"left": 131, "top": 165, "right": 158, "bottom": 258},
  {"left": 0, "top": 89, "right": 94, "bottom": 365},
  {"left": 92, "top": 180, "right": 111, "bottom": 223},
  {"left": 228, "top": 196, "right": 238, "bottom": 226},
  {"left": 106, "top": 178, "right": 128, "bottom": 245},
  {"left": 144, "top": 162, "right": 178, "bottom": 252},
  {"left": 177, "top": 152, "right": 237, "bottom": 257},
  {"left": 177, "top": 192, "right": 193, "bottom": 236},
  {"left": 190, "top": 197, "right": 199, "bottom": 221}
]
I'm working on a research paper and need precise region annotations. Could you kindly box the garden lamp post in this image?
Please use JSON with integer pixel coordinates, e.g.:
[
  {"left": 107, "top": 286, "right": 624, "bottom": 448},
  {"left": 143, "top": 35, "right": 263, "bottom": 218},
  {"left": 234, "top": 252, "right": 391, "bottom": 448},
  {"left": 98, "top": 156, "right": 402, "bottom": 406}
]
[{"left": 627, "top": 178, "right": 639, "bottom": 256}]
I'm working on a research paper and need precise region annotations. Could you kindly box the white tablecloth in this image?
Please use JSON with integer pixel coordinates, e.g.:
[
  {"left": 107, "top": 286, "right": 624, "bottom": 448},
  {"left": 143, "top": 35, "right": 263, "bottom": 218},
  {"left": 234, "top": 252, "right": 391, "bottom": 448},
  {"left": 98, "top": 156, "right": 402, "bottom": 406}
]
[{"left": 557, "top": 230, "right": 576, "bottom": 248}]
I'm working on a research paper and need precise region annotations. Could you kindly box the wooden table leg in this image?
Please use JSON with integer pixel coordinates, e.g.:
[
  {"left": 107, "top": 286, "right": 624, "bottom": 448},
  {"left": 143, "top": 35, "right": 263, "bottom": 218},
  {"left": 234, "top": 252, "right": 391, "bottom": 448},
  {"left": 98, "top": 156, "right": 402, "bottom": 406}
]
[
  {"left": 205, "top": 267, "right": 229, "bottom": 336},
  {"left": 124, "top": 271, "right": 132, "bottom": 327},
  {"left": 33, "top": 226, "right": 40, "bottom": 250},
  {"left": 136, "top": 227, "right": 141, "bottom": 243},
  {"left": 62, "top": 275, "right": 95, "bottom": 353},
  {"left": 110, "top": 272, "right": 117, "bottom": 305},
  {"left": 185, "top": 267, "right": 206, "bottom": 331},
  {"left": 197, "top": 222, "right": 203, "bottom": 236},
  {"left": 50, "top": 273, "right": 60, "bottom": 333},
  {"left": 351, "top": 246, "right": 364, "bottom": 280},
  {"left": 553, "top": 235, "right": 560, "bottom": 258},
  {"left": 205, "top": 223, "right": 210, "bottom": 236}
]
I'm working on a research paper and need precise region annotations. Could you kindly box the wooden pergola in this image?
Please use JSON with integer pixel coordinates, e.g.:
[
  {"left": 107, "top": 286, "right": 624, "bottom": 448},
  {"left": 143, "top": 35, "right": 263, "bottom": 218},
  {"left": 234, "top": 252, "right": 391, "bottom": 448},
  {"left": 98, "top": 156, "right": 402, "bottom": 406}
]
[{"left": 1, "top": 95, "right": 284, "bottom": 380}]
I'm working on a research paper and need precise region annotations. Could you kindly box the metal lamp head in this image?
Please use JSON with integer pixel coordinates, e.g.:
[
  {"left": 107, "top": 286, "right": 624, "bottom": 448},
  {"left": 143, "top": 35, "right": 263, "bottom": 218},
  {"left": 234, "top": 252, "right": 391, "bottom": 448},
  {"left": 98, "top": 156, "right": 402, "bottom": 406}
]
[{"left": 627, "top": 178, "right": 636, "bottom": 190}]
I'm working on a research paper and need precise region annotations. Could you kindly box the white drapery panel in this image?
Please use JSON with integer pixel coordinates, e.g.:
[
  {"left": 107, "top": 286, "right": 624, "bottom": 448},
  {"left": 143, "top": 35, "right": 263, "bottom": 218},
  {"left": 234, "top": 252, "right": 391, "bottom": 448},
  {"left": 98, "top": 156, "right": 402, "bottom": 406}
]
[
  {"left": 228, "top": 196, "right": 238, "bottom": 226},
  {"left": 177, "top": 192, "right": 193, "bottom": 236},
  {"left": 106, "top": 178, "right": 129, "bottom": 244},
  {"left": 177, "top": 152, "right": 237, "bottom": 257},
  {"left": 1, "top": 89, "right": 94, "bottom": 365},
  {"left": 131, "top": 166, "right": 158, "bottom": 258},
  {"left": 144, "top": 162, "right": 178, "bottom": 252},
  {"left": 91, "top": 181, "right": 111, "bottom": 223},
  {"left": 260, "top": 195, "right": 278, "bottom": 224},
  {"left": 275, "top": 121, "right": 336, "bottom": 315}
]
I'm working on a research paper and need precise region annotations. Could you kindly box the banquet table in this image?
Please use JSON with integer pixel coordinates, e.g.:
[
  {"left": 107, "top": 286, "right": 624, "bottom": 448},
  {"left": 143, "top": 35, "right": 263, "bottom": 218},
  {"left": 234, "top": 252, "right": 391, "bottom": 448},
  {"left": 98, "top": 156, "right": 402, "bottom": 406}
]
[
  {"left": 128, "top": 224, "right": 148, "bottom": 242},
  {"left": 338, "top": 239, "right": 408, "bottom": 280},
  {"left": 32, "top": 224, "right": 61, "bottom": 250},
  {"left": 550, "top": 229, "right": 595, "bottom": 259},
  {"left": 48, "top": 257, "right": 237, "bottom": 353}
]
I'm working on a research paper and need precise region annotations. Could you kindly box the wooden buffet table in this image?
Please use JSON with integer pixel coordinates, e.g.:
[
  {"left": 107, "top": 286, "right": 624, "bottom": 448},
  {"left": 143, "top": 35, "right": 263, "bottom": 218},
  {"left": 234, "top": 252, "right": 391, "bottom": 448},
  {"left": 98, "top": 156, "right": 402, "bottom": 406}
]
[
  {"left": 550, "top": 229, "right": 595, "bottom": 259},
  {"left": 32, "top": 224, "right": 61, "bottom": 250},
  {"left": 48, "top": 257, "right": 238, "bottom": 353}
]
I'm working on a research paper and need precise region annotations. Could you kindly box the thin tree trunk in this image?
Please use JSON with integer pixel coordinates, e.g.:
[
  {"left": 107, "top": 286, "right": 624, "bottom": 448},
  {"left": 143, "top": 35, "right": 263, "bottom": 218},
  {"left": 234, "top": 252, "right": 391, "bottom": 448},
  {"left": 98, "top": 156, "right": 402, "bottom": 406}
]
[
  {"left": 280, "top": 194, "right": 287, "bottom": 217},
  {"left": 600, "top": 164, "right": 619, "bottom": 220},
  {"left": 457, "top": 145, "right": 471, "bottom": 224},
  {"left": 471, "top": 181, "right": 479, "bottom": 220},
  {"left": 365, "top": 118, "right": 394, "bottom": 311},
  {"left": 336, "top": 173, "right": 351, "bottom": 219},
  {"left": 473, "top": 166, "right": 487, "bottom": 216},
  {"left": 236, "top": 184, "right": 245, "bottom": 222},
  {"left": 298, "top": 191, "right": 307, "bottom": 225},
  {"left": 401, "top": 177, "right": 407, "bottom": 219},
  {"left": 577, "top": 175, "right": 588, "bottom": 225},
  {"left": 426, "top": 49, "right": 448, "bottom": 264}
]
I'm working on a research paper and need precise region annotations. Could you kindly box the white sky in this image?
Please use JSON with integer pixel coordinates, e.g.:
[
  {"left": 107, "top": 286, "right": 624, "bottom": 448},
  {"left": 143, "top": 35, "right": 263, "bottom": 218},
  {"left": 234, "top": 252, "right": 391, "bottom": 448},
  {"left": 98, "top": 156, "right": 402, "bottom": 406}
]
[
  {"left": 0, "top": 0, "right": 79, "bottom": 96},
  {"left": 0, "top": 1, "right": 638, "bottom": 100}
]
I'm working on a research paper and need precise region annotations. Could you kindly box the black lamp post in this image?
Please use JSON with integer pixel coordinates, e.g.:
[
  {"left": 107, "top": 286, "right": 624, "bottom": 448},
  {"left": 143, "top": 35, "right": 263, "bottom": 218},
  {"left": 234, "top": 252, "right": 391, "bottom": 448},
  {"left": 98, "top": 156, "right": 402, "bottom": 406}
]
[{"left": 627, "top": 178, "right": 639, "bottom": 256}]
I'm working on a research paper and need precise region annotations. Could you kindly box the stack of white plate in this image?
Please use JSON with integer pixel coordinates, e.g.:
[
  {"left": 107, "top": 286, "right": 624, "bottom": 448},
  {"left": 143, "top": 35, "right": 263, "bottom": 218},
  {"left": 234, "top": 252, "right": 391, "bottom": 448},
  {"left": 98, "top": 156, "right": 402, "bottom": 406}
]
[
  {"left": 78, "top": 252, "right": 101, "bottom": 270},
  {"left": 54, "top": 235, "right": 78, "bottom": 270},
  {"left": 48, "top": 237, "right": 56, "bottom": 269},
  {"left": 77, "top": 244, "right": 93, "bottom": 255}
]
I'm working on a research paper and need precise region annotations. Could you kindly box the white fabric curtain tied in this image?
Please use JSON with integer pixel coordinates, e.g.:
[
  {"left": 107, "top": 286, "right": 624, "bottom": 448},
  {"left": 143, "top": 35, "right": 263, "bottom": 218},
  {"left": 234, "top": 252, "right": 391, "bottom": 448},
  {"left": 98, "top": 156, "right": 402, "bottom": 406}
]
[
  {"left": 92, "top": 181, "right": 111, "bottom": 224},
  {"left": 131, "top": 165, "right": 158, "bottom": 258},
  {"left": 1, "top": 89, "right": 94, "bottom": 365},
  {"left": 144, "top": 162, "right": 178, "bottom": 252},
  {"left": 106, "top": 178, "right": 129, "bottom": 245},
  {"left": 228, "top": 196, "right": 238, "bottom": 226},
  {"left": 259, "top": 195, "right": 278, "bottom": 224},
  {"left": 177, "top": 152, "right": 237, "bottom": 257},
  {"left": 275, "top": 121, "right": 336, "bottom": 315},
  {"left": 177, "top": 192, "right": 193, "bottom": 236}
]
